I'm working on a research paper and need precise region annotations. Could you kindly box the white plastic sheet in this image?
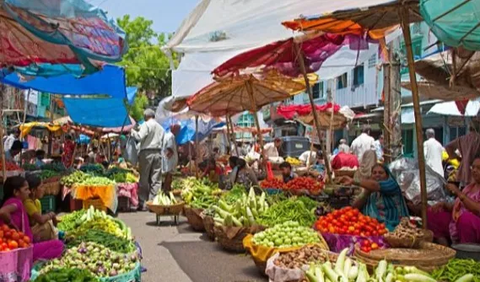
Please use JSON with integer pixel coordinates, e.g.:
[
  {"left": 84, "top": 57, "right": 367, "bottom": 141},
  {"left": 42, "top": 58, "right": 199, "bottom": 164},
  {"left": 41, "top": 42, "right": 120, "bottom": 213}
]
[
  {"left": 167, "top": 0, "right": 393, "bottom": 53},
  {"left": 427, "top": 99, "right": 480, "bottom": 116}
]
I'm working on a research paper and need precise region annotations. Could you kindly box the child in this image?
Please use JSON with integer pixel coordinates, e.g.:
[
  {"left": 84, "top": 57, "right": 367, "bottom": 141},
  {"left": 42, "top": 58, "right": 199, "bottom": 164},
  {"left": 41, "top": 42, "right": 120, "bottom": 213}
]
[
  {"left": 0, "top": 176, "right": 63, "bottom": 261},
  {"left": 34, "top": 150, "right": 46, "bottom": 168},
  {"left": 24, "top": 174, "right": 58, "bottom": 242}
]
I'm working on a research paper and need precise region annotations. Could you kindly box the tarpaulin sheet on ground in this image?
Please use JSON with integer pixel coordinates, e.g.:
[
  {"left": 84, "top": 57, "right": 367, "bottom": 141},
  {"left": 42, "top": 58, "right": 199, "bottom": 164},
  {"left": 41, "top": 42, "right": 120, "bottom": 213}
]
[
  {"left": 63, "top": 97, "right": 131, "bottom": 128},
  {"left": 1, "top": 65, "right": 133, "bottom": 101}
]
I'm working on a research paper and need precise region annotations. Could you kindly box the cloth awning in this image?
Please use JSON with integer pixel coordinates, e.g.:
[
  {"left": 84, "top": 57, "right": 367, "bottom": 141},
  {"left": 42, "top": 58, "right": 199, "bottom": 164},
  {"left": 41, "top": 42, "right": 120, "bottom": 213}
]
[
  {"left": 62, "top": 97, "right": 131, "bottom": 128},
  {"left": 1, "top": 65, "right": 130, "bottom": 100},
  {"left": 427, "top": 99, "right": 480, "bottom": 116}
]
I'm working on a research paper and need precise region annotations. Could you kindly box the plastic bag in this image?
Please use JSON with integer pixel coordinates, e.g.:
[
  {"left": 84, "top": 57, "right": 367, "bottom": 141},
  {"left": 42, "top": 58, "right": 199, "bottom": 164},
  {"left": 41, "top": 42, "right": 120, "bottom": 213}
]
[
  {"left": 321, "top": 233, "right": 386, "bottom": 255},
  {"left": 243, "top": 234, "right": 303, "bottom": 264},
  {"left": 0, "top": 246, "right": 33, "bottom": 282},
  {"left": 266, "top": 162, "right": 274, "bottom": 180}
]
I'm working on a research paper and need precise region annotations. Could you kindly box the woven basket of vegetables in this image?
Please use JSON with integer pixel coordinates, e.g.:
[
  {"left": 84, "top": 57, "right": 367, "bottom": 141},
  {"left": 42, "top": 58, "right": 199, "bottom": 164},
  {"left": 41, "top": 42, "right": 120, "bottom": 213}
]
[
  {"left": 202, "top": 214, "right": 215, "bottom": 241},
  {"left": 214, "top": 225, "right": 265, "bottom": 253},
  {"left": 184, "top": 206, "right": 205, "bottom": 232},
  {"left": 41, "top": 181, "right": 61, "bottom": 196},
  {"left": 146, "top": 201, "right": 185, "bottom": 215},
  {"left": 384, "top": 218, "right": 434, "bottom": 248}
]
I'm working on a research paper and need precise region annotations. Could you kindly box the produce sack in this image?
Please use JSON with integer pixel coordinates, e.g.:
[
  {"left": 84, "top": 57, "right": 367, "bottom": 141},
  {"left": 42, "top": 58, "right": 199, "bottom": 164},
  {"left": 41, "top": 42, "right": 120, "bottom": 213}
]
[
  {"left": 321, "top": 233, "right": 385, "bottom": 255},
  {"left": 0, "top": 246, "right": 33, "bottom": 282},
  {"left": 214, "top": 225, "right": 265, "bottom": 253},
  {"left": 265, "top": 253, "right": 306, "bottom": 282},
  {"left": 117, "top": 183, "right": 139, "bottom": 209}
]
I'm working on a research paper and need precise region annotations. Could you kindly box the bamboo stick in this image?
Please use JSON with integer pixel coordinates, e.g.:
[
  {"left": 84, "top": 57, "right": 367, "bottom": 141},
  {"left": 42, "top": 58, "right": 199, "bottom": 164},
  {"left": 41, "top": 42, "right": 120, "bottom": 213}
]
[
  {"left": 294, "top": 43, "right": 332, "bottom": 183},
  {"left": 195, "top": 115, "right": 200, "bottom": 179},
  {"left": 400, "top": 7, "right": 428, "bottom": 229}
]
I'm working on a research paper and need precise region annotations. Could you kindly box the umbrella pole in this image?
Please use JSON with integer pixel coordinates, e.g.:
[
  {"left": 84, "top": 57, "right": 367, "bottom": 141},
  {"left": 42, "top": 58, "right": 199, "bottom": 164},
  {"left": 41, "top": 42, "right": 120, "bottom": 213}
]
[
  {"left": 228, "top": 115, "right": 240, "bottom": 156},
  {"left": 225, "top": 116, "right": 232, "bottom": 154},
  {"left": 195, "top": 115, "right": 200, "bottom": 179},
  {"left": 400, "top": 8, "right": 428, "bottom": 229},
  {"left": 0, "top": 101, "right": 6, "bottom": 183},
  {"left": 294, "top": 43, "right": 332, "bottom": 183},
  {"left": 245, "top": 81, "right": 264, "bottom": 148}
]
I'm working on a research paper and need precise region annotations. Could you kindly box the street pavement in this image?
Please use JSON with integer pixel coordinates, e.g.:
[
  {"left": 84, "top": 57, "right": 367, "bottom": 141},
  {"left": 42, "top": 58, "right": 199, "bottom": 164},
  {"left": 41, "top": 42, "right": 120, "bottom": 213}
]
[{"left": 118, "top": 212, "right": 267, "bottom": 282}]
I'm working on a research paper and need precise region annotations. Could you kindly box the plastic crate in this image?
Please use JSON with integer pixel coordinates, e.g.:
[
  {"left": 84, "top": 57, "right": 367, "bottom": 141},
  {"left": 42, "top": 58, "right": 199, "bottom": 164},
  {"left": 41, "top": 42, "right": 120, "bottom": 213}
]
[
  {"left": 83, "top": 198, "right": 107, "bottom": 212},
  {"left": 40, "top": 195, "right": 57, "bottom": 213}
]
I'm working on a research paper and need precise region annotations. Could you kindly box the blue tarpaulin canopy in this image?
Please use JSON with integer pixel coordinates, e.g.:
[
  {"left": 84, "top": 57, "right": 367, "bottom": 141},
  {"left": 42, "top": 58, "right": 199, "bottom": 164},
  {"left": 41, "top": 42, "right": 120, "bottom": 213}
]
[
  {"left": 63, "top": 97, "right": 131, "bottom": 128},
  {"left": 1, "top": 65, "right": 131, "bottom": 100},
  {"left": 161, "top": 117, "right": 224, "bottom": 145}
]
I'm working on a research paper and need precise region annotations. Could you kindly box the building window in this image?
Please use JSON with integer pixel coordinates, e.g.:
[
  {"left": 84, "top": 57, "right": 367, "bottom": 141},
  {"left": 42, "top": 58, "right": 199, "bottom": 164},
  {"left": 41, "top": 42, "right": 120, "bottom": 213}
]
[
  {"left": 368, "top": 54, "right": 376, "bottom": 68},
  {"left": 353, "top": 64, "right": 364, "bottom": 86},
  {"left": 449, "top": 126, "right": 466, "bottom": 142},
  {"left": 402, "top": 129, "right": 414, "bottom": 157},
  {"left": 337, "top": 73, "right": 347, "bottom": 89},
  {"left": 312, "top": 82, "right": 324, "bottom": 99}
]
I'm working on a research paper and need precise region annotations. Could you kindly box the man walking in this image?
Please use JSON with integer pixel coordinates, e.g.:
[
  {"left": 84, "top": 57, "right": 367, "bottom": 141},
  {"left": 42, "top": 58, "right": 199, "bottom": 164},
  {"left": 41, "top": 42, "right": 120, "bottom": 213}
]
[
  {"left": 351, "top": 125, "right": 375, "bottom": 162},
  {"left": 163, "top": 124, "right": 180, "bottom": 192},
  {"left": 131, "top": 109, "right": 165, "bottom": 210},
  {"left": 373, "top": 134, "right": 384, "bottom": 162},
  {"left": 423, "top": 128, "right": 444, "bottom": 176}
]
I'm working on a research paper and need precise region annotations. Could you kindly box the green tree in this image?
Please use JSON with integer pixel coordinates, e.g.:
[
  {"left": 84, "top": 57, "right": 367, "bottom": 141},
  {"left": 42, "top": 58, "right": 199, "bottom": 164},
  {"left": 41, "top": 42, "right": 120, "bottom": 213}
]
[{"left": 117, "top": 15, "right": 177, "bottom": 120}]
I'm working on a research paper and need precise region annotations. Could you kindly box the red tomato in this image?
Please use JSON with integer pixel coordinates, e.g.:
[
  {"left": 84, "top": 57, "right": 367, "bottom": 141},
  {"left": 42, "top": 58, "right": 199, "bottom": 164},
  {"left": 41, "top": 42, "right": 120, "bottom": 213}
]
[
  {"left": 371, "top": 243, "right": 379, "bottom": 250},
  {"left": 8, "top": 241, "right": 18, "bottom": 249},
  {"left": 23, "top": 236, "right": 31, "bottom": 244},
  {"left": 11, "top": 232, "right": 20, "bottom": 241}
]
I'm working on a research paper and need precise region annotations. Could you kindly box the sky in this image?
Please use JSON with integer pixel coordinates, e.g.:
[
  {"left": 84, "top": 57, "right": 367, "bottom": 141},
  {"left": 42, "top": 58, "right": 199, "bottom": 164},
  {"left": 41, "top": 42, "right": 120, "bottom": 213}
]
[{"left": 88, "top": 0, "right": 200, "bottom": 33}]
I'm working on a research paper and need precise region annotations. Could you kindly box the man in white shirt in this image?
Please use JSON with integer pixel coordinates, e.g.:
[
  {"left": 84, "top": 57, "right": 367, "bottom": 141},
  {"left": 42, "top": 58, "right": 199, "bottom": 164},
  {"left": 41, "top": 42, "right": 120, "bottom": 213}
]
[
  {"left": 424, "top": 128, "right": 444, "bottom": 176},
  {"left": 163, "top": 124, "right": 179, "bottom": 192},
  {"left": 131, "top": 109, "right": 165, "bottom": 209},
  {"left": 264, "top": 137, "right": 284, "bottom": 164},
  {"left": 351, "top": 125, "right": 375, "bottom": 162},
  {"left": 3, "top": 129, "right": 19, "bottom": 152},
  {"left": 373, "top": 134, "right": 384, "bottom": 162},
  {"left": 299, "top": 149, "right": 317, "bottom": 166}
]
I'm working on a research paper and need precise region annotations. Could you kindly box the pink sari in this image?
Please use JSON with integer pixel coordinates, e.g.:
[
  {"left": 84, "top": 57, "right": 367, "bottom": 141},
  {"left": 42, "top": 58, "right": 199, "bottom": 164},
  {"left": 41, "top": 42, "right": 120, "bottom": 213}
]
[{"left": 1, "top": 198, "right": 63, "bottom": 261}]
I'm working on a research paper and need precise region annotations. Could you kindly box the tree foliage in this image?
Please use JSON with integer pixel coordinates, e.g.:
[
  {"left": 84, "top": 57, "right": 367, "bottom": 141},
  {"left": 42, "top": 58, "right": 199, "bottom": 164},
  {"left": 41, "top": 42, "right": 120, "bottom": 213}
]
[{"left": 116, "top": 15, "right": 177, "bottom": 120}]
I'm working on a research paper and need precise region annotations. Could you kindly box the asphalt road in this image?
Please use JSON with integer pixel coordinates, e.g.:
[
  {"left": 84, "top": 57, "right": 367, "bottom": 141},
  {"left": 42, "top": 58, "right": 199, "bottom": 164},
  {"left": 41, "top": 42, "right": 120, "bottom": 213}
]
[{"left": 118, "top": 212, "right": 267, "bottom": 282}]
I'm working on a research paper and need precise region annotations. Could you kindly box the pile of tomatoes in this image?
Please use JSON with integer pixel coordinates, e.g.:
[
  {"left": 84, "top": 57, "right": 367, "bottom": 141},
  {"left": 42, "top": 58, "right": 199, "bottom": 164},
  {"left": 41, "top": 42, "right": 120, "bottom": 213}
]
[
  {"left": 0, "top": 224, "right": 31, "bottom": 252},
  {"left": 315, "top": 207, "right": 388, "bottom": 237},
  {"left": 284, "top": 177, "right": 324, "bottom": 192},
  {"left": 359, "top": 239, "right": 382, "bottom": 253},
  {"left": 0, "top": 162, "right": 22, "bottom": 171},
  {"left": 260, "top": 178, "right": 285, "bottom": 189}
]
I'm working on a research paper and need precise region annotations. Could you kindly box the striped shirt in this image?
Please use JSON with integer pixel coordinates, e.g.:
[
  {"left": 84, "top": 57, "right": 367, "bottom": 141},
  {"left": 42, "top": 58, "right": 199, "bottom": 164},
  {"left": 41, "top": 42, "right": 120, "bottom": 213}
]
[{"left": 362, "top": 177, "right": 409, "bottom": 231}]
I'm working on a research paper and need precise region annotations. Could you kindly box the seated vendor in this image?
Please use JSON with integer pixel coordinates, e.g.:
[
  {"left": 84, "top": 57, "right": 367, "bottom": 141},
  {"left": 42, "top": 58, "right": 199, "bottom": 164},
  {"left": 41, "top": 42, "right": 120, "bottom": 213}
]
[
  {"left": 280, "top": 162, "right": 297, "bottom": 183},
  {"left": 202, "top": 158, "right": 224, "bottom": 183},
  {"left": 331, "top": 148, "right": 359, "bottom": 170},
  {"left": 24, "top": 175, "right": 58, "bottom": 239},
  {"left": 226, "top": 158, "right": 258, "bottom": 190},
  {"left": 338, "top": 164, "right": 409, "bottom": 231},
  {"left": 427, "top": 156, "right": 480, "bottom": 245},
  {"left": 299, "top": 149, "right": 317, "bottom": 166},
  {"left": 34, "top": 150, "right": 46, "bottom": 168}
]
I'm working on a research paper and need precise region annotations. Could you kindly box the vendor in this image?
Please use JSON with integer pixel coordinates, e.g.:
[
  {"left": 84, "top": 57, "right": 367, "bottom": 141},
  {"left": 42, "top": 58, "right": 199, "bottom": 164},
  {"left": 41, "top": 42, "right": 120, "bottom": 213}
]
[
  {"left": 0, "top": 176, "right": 63, "bottom": 261},
  {"left": 227, "top": 158, "right": 258, "bottom": 190},
  {"left": 299, "top": 148, "right": 317, "bottom": 166},
  {"left": 24, "top": 174, "right": 58, "bottom": 242},
  {"left": 5, "top": 140, "right": 23, "bottom": 164},
  {"left": 35, "top": 150, "right": 46, "bottom": 168},
  {"left": 280, "top": 162, "right": 297, "bottom": 183},
  {"left": 202, "top": 158, "right": 224, "bottom": 184},
  {"left": 331, "top": 146, "right": 359, "bottom": 170},
  {"left": 264, "top": 138, "right": 283, "bottom": 164},
  {"left": 338, "top": 164, "right": 409, "bottom": 231},
  {"left": 427, "top": 156, "right": 480, "bottom": 245}
]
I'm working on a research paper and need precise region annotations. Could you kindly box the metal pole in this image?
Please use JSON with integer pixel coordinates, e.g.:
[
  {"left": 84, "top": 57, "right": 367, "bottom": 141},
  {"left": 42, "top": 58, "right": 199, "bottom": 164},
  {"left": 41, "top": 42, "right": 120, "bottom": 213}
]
[
  {"left": 400, "top": 7, "right": 428, "bottom": 229},
  {"left": 294, "top": 43, "right": 332, "bottom": 182}
]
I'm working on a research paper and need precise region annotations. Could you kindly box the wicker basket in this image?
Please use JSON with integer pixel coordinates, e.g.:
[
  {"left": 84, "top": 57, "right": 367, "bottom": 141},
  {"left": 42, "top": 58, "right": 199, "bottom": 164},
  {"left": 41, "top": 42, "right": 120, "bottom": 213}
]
[
  {"left": 334, "top": 170, "right": 356, "bottom": 178},
  {"left": 146, "top": 201, "right": 185, "bottom": 215},
  {"left": 83, "top": 198, "right": 107, "bottom": 212},
  {"left": 202, "top": 214, "right": 215, "bottom": 241},
  {"left": 41, "top": 181, "right": 61, "bottom": 196},
  {"left": 354, "top": 242, "right": 455, "bottom": 271},
  {"left": 214, "top": 225, "right": 265, "bottom": 253},
  {"left": 42, "top": 175, "right": 62, "bottom": 184},
  {"left": 384, "top": 230, "right": 434, "bottom": 249},
  {"left": 184, "top": 206, "right": 205, "bottom": 232}
]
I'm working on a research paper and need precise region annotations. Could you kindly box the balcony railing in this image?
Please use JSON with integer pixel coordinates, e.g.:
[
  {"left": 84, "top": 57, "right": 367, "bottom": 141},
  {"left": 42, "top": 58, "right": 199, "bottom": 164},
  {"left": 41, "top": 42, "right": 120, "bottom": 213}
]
[{"left": 334, "top": 82, "right": 380, "bottom": 108}]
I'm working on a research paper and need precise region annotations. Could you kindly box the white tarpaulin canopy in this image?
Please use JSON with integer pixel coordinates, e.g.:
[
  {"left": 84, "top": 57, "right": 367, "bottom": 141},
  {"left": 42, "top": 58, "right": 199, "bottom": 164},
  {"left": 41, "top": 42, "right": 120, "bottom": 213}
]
[
  {"left": 166, "top": 0, "right": 394, "bottom": 53},
  {"left": 427, "top": 99, "right": 480, "bottom": 117}
]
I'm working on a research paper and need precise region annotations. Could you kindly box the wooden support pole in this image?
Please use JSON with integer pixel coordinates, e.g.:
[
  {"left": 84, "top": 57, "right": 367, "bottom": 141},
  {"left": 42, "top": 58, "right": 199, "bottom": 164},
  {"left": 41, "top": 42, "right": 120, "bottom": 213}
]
[
  {"left": 195, "top": 115, "right": 200, "bottom": 179},
  {"left": 400, "top": 7, "right": 428, "bottom": 229},
  {"left": 0, "top": 92, "right": 6, "bottom": 183},
  {"left": 294, "top": 43, "right": 332, "bottom": 182},
  {"left": 227, "top": 115, "right": 239, "bottom": 156},
  {"left": 245, "top": 80, "right": 264, "bottom": 149}
]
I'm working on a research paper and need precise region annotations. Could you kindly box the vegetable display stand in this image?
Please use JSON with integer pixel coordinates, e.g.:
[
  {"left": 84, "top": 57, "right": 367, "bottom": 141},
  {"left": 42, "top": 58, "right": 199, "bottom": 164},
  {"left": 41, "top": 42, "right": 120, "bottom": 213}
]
[
  {"left": 83, "top": 197, "right": 107, "bottom": 212},
  {"left": 39, "top": 195, "right": 57, "bottom": 213},
  {"left": 354, "top": 242, "right": 456, "bottom": 272},
  {"left": 146, "top": 201, "right": 185, "bottom": 225},
  {"left": 0, "top": 246, "right": 33, "bottom": 282},
  {"left": 202, "top": 214, "right": 215, "bottom": 241},
  {"left": 183, "top": 206, "right": 205, "bottom": 232}
]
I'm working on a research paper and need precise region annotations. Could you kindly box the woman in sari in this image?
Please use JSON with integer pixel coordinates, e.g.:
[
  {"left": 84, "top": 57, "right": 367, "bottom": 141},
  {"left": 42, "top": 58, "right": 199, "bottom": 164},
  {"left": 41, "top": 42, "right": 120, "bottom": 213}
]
[
  {"left": 0, "top": 176, "right": 63, "bottom": 261},
  {"left": 339, "top": 164, "right": 409, "bottom": 231},
  {"left": 62, "top": 134, "right": 75, "bottom": 168},
  {"left": 427, "top": 156, "right": 480, "bottom": 245}
]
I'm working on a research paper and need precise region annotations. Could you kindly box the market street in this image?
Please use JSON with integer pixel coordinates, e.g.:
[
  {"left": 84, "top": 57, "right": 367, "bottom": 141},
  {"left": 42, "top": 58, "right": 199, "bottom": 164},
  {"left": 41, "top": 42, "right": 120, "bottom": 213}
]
[{"left": 118, "top": 212, "right": 267, "bottom": 282}]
